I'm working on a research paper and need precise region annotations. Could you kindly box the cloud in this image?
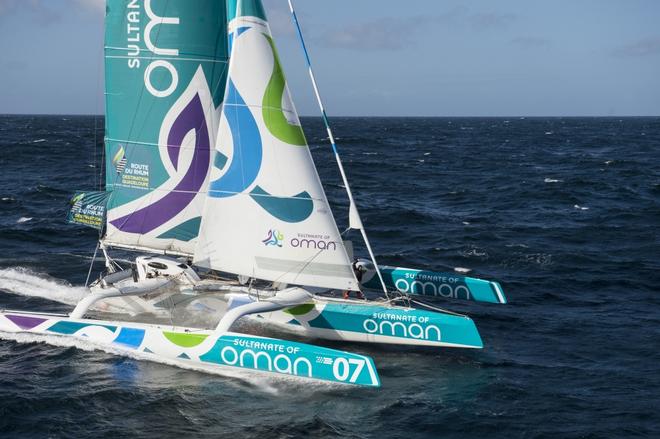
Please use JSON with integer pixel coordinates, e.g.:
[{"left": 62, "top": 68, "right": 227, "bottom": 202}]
[
  {"left": 0, "top": 0, "right": 59, "bottom": 23},
  {"left": 316, "top": 16, "right": 430, "bottom": 51},
  {"left": 262, "top": 0, "right": 297, "bottom": 38},
  {"left": 0, "top": 0, "right": 19, "bottom": 16},
  {"left": 316, "top": 8, "right": 516, "bottom": 51},
  {"left": 0, "top": 0, "right": 102, "bottom": 22},
  {"left": 74, "top": 0, "right": 105, "bottom": 13},
  {"left": 612, "top": 37, "right": 660, "bottom": 57},
  {"left": 314, "top": 8, "right": 463, "bottom": 51},
  {"left": 470, "top": 12, "right": 516, "bottom": 30},
  {"left": 510, "top": 36, "right": 550, "bottom": 49}
]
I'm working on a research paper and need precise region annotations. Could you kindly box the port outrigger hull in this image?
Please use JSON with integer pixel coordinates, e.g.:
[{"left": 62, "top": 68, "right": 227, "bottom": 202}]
[{"left": 0, "top": 311, "right": 380, "bottom": 387}]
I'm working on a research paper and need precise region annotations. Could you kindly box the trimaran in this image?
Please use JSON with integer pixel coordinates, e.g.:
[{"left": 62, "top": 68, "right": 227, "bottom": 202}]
[{"left": 0, "top": 0, "right": 506, "bottom": 387}]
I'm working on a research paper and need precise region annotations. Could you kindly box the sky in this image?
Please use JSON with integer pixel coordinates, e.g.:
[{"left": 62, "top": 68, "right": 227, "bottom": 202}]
[{"left": 0, "top": 0, "right": 658, "bottom": 116}]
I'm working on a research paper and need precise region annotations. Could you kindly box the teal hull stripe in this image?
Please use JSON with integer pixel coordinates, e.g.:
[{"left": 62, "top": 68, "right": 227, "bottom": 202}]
[
  {"left": 363, "top": 266, "right": 507, "bottom": 304},
  {"left": 199, "top": 334, "right": 380, "bottom": 386},
  {"left": 48, "top": 321, "right": 117, "bottom": 335},
  {"left": 306, "top": 303, "right": 483, "bottom": 348}
]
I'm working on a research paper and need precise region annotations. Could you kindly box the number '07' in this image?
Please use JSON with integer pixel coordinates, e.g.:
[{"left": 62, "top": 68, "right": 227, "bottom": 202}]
[{"left": 332, "top": 358, "right": 365, "bottom": 383}]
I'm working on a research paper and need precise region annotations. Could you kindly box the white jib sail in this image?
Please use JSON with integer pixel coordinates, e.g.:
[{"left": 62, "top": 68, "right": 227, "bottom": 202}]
[{"left": 194, "top": 8, "right": 359, "bottom": 291}]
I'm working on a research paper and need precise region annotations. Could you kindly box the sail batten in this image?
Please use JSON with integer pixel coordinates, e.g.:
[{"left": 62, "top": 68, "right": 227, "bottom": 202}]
[{"left": 193, "top": 0, "right": 358, "bottom": 291}]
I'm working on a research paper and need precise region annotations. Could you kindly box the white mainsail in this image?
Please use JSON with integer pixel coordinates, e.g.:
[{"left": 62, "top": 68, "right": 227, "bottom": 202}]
[{"left": 194, "top": 2, "right": 359, "bottom": 291}]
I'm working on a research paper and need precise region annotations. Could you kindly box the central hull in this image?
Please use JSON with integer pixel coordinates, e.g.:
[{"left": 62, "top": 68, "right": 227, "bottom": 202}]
[{"left": 254, "top": 298, "right": 483, "bottom": 349}]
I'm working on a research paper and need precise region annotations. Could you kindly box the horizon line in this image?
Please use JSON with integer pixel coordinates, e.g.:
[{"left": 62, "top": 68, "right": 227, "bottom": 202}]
[{"left": 1, "top": 112, "right": 659, "bottom": 119}]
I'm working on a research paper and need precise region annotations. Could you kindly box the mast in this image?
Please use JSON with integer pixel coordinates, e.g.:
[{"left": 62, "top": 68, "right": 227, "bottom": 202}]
[{"left": 286, "top": 0, "right": 390, "bottom": 297}]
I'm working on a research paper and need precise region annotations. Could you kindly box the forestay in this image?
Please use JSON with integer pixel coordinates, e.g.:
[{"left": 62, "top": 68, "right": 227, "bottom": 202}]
[
  {"left": 103, "top": 0, "right": 229, "bottom": 256},
  {"left": 194, "top": 0, "right": 359, "bottom": 291}
]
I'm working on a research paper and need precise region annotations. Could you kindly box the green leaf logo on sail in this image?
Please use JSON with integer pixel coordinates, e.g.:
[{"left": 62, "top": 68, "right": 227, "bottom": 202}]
[
  {"left": 262, "top": 34, "right": 306, "bottom": 146},
  {"left": 112, "top": 145, "right": 127, "bottom": 174},
  {"left": 209, "top": 20, "right": 313, "bottom": 224}
]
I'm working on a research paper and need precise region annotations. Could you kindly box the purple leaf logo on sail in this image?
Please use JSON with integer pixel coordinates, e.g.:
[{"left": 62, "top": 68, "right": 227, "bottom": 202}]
[{"left": 110, "top": 72, "right": 212, "bottom": 235}]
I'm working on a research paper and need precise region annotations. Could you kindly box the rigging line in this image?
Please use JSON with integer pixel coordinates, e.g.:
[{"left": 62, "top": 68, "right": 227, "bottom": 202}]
[
  {"left": 287, "top": 0, "right": 390, "bottom": 300},
  {"left": 409, "top": 298, "right": 467, "bottom": 317},
  {"left": 92, "top": 22, "right": 104, "bottom": 195},
  {"left": 84, "top": 14, "right": 106, "bottom": 281},
  {"left": 85, "top": 241, "right": 101, "bottom": 287},
  {"left": 268, "top": 244, "right": 326, "bottom": 286}
]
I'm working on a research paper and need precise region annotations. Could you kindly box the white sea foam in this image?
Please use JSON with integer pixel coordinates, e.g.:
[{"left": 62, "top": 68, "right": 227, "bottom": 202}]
[
  {"left": 1, "top": 197, "right": 14, "bottom": 201},
  {"left": 0, "top": 267, "right": 86, "bottom": 305},
  {"left": 454, "top": 267, "right": 471, "bottom": 274},
  {"left": 573, "top": 204, "right": 589, "bottom": 211},
  {"left": 32, "top": 139, "right": 46, "bottom": 143},
  {"left": 17, "top": 217, "right": 32, "bottom": 223},
  {"left": 544, "top": 178, "right": 562, "bottom": 183},
  {"left": 460, "top": 248, "right": 488, "bottom": 258}
]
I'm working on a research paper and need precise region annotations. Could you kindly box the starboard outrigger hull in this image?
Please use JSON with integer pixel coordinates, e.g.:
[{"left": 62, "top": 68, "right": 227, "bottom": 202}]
[
  {"left": 0, "top": 311, "right": 380, "bottom": 387},
  {"left": 252, "top": 298, "right": 484, "bottom": 349},
  {"left": 360, "top": 263, "right": 507, "bottom": 305}
]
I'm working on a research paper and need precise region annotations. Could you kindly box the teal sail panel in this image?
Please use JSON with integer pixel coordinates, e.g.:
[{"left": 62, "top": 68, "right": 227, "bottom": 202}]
[
  {"left": 103, "top": 0, "right": 229, "bottom": 255},
  {"left": 67, "top": 191, "right": 110, "bottom": 230}
]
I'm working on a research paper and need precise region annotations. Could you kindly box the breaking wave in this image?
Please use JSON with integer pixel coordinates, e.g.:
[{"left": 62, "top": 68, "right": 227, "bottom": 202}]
[{"left": 0, "top": 267, "right": 87, "bottom": 305}]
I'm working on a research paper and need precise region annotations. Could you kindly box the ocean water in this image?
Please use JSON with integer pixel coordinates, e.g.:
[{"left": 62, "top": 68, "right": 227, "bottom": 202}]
[{"left": 0, "top": 115, "right": 658, "bottom": 438}]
